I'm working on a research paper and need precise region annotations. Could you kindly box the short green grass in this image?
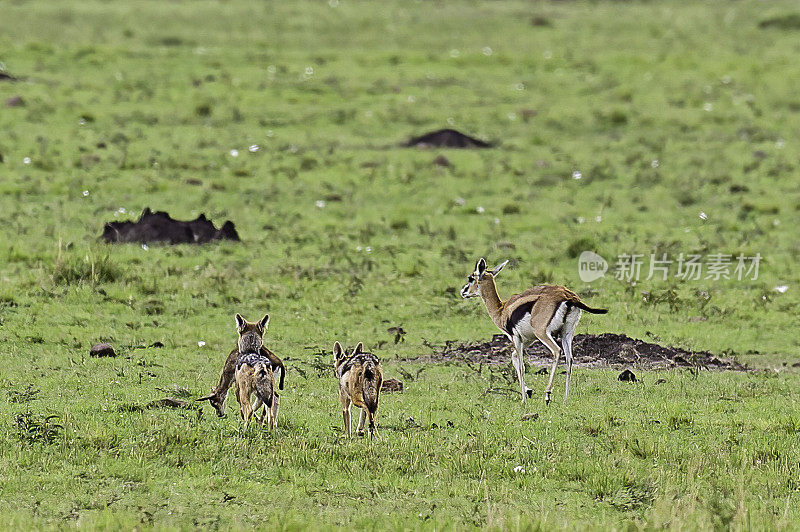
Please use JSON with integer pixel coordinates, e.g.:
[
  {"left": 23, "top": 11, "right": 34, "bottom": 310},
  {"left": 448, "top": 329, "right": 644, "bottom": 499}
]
[{"left": 1, "top": 0, "right": 799, "bottom": 529}]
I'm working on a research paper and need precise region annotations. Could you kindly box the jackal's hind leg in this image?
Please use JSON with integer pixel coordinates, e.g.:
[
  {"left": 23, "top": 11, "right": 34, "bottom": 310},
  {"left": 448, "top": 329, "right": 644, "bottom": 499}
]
[{"left": 356, "top": 409, "right": 367, "bottom": 435}]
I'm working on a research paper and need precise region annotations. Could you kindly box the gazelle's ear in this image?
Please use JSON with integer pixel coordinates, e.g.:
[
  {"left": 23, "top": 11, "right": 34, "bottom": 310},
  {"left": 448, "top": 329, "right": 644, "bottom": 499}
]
[
  {"left": 491, "top": 260, "right": 509, "bottom": 276},
  {"left": 475, "top": 258, "right": 487, "bottom": 276},
  {"left": 235, "top": 313, "right": 246, "bottom": 331},
  {"left": 353, "top": 342, "right": 364, "bottom": 355},
  {"left": 333, "top": 341, "right": 344, "bottom": 359},
  {"left": 258, "top": 314, "right": 270, "bottom": 332}
]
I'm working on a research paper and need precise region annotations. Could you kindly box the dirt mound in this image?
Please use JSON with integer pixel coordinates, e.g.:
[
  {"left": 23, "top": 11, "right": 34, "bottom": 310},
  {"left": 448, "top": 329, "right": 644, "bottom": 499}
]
[
  {"left": 101, "top": 208, "right": 240, "bottom": 244},
  {"left": 417, "top": 333, "right": 746, "bottom": 371},
  {"left": 405, "top": 128, "right": 492, "bottom": 148}
]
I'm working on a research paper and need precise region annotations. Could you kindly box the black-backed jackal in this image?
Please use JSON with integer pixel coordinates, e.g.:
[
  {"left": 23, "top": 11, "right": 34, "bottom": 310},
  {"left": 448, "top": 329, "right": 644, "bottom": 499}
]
[
  {"left": 461, "top": 258, "right": 608, "bottom": 405},
  {"left": 197, "top": 313, "right": 285, "bottom": 418},
  {"left": 235, "top": 352, "right": 276, "bottom": 429},
  {"left": 334, "top": 342, "right": 383, "bottom": 437}
]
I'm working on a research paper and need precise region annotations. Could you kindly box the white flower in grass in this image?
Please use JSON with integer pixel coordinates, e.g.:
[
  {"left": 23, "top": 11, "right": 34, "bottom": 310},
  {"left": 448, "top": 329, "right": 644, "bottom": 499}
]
[
  {"left": 572, "top": 171, "right": 582, "bottom": 180},
  {"left": 775, "top": 285, "right": 788, "bottom": 293},
  {"left": 651, "top": 159, "right": 659, "bottom": 168},
  {"left": 703, "top": 103, "right": 713, "bottom": 112},
  {"left": 198, "top": 341, "right": 206, "bottom": 347},
  {"left": 23, "top": 157, "right": 31, "bottom": 165},
  {"left": 699, "top": 212, "right": 708, "bottom": 220},
  {"left": 513, "top": 465, "right": 525, "bottom": 474},
  {"left": 476, "top": 206, "right": 485, "bottom": 214},
  {"left": 482, "top": 47, "right": 493, "bottom": 56},
  {"left": 83, "top": 190, "right": 90, "bottom": 197},
  {"left": 229, "top": 149, "right": 239, "bottom": 157},
  {"left": 315, "top": 200, "right": 326, "bottom": 209},
  {"left": 141, "top": 243, "right": 149, "bottom": 251},
  {"left": 248, "top": 144, "right": 260, "bottom": 152}
]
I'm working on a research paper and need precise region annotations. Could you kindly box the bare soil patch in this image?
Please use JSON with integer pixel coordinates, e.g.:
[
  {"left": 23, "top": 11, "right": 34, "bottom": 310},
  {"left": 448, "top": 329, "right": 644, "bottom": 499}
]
[{"left": 414, "top": 333, "right": 747, "bottom": 371}]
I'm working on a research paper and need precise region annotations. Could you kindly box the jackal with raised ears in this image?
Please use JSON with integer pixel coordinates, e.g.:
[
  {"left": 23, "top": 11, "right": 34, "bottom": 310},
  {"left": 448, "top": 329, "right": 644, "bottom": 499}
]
[
  {"left": 198, "top": 313, "right": 284, "bottom": 425},
  {"left": 334, "top": 342, "right": 383, "bottom": 437}
]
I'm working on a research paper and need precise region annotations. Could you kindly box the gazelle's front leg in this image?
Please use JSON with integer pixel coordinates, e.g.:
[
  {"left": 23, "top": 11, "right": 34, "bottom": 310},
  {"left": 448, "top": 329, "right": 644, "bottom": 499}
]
[
  {"left": 511, "top": 335, "right": 531, "bottom": 402},
  {"left": 535, "top": 331, "right": 562, "bottom": 405}
]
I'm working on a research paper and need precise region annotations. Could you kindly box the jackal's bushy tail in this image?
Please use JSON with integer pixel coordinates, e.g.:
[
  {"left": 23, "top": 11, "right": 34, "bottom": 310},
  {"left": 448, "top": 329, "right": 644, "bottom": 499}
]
[
  {"left": 362, "top": 360, "right": 381, "bottom": 414},
  {"left": 254, "top": 363, "right": 274, "bottom": 408}
]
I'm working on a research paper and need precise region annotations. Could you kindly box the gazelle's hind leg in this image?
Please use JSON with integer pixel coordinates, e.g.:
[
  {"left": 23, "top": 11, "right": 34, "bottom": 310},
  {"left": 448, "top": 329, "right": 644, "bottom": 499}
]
[
  {"left": 533, "top": 329, "right": 562, "bottom": 405},
  {"left": 511, "top": 335, "right": 531, "bottom": 402},
  {"left": 560, "top": 308, "right": 581, "bottom": 404}
]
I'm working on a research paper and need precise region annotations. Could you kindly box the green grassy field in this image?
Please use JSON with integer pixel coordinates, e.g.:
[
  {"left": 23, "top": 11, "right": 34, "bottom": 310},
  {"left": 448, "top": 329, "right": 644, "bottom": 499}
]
[{"left": 1, "top": 0, "right": 799, "bottom": 529}]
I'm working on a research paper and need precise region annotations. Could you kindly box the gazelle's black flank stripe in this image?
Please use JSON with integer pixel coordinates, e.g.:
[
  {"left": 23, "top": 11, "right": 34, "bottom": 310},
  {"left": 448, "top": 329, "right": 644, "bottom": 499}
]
[{"left": 505, "top": 300, "right": 535, "bottom": 334}]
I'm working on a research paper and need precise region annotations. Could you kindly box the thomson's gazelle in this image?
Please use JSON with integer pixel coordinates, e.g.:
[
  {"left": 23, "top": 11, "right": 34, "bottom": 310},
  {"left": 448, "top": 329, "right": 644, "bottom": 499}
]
[{"left": 461, "top": 258, "right": 607, "bottom": 404}]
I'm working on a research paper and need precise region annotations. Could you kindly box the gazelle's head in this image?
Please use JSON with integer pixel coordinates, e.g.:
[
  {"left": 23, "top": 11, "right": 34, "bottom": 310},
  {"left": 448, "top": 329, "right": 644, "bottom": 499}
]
[
  {"left": 460, "top": 258, "right": 508, "bottom": 299},
  {"left": 235, "top": 313, "right": 269, "bottom": 354}
]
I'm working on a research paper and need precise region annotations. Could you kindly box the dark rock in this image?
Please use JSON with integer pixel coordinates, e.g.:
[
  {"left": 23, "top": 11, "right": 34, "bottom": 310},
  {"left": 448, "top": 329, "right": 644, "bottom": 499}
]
[
  {"left": 101, "top": 207, "right": 240, "bottom": 245},
  {"left": 432, "top": 154, "right": 451, "bottom": 167},
  {"left": 0, "top": 72, "right": 17, "bottom": 82},
  {"left": 150, "top": 341, "right": 165, "bottom": 348},
  {"left": 521, "top": 412, "right": 539, "bottom": 421},
  {"left": 90, "top": 343, "right": 116, "bottom": 357},
  {"left": 618, "top": 369, "right": 637, "bottom": 382},
  {"left": 5, "top": 96, "right": 24, "bottom": 107},
  {"left": 381, "top": 378, "right": 404, "bottom": 393},
  {"left": 405, "top": 128, "right": 492, "bottom": 149}
]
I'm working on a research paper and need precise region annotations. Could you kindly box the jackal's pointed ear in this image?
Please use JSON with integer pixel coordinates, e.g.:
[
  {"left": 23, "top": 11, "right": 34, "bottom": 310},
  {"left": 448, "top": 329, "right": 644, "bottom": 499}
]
[
  {"left": 475, "top": 258, "right": 487, "bottom": 276},
  {"left": 235, "top": 313, "right": 246, "bottom": 331},
  {"left": 333, "top": 341, "right": 344, "bottom": 359},
  {"left": 258, "top": 314, "right": 270, "bottom": 333},
  {"left": 491, "top": 260, "right": 509, "bottom": 276},
  {"left": 353, "top": 342, "right": 364, "bottom": 355}
]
